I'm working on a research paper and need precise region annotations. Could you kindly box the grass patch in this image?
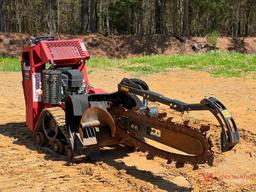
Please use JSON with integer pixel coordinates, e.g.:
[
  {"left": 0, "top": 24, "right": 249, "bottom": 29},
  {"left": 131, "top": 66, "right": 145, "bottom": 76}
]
[
  {"left": 0, "top": 57, "right": 20, "bottom": 72},
  {"left": 1, "top": 52, "right": 256, "bottom": 78},
  {"left": 87, "top": 52, "right": 256, "bottom": 77},
  {"left": 123, "top": 52, "right": 256, "bottom": 77}
]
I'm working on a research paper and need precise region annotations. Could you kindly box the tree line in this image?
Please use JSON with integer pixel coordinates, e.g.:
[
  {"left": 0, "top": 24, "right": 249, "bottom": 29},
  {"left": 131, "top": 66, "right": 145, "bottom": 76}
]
[{"left": 0, "top": 0, "right": 255, "bottom": 37}]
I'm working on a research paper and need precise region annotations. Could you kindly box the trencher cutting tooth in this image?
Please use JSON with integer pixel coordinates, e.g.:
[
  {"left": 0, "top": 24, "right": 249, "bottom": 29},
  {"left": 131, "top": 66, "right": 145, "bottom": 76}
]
[
  {"left": 200, "top": 124, "right": 210, "bottom": 132},
  {"left": 183, "top": 120, "right": 190, "bottom": 126},
  {"left": 176, "top": 162, "right": 185, "bottom": 168},
  {"left": 146, "top": 153, "right": 155, "bottom": 160}
]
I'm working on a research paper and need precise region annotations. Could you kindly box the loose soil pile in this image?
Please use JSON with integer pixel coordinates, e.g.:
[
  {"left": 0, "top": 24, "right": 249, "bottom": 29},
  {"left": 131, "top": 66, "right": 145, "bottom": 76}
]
[
  {"left": 1, "top": 32, "right": 256, "bottom": 57},
  {"left": 0, "top": 69, "right": 255, "bottom": 191}
]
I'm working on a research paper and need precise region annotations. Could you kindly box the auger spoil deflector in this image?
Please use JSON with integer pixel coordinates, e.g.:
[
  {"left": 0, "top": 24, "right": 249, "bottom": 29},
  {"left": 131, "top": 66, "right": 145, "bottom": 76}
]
[{"left": 21, "top": 36, "right": 239, "bottom": 167}]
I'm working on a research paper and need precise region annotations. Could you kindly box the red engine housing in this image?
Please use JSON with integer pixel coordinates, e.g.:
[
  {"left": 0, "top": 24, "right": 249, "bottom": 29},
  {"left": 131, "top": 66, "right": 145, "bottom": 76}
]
[{"left": 21, "top": 38, "right": 102, "bottom": 131}]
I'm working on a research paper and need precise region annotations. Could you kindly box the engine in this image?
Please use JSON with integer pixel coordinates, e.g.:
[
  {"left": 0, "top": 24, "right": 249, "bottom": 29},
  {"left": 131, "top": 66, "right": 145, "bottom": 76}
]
[{"left": 42, "top": 69, "right": 86, "bottom": 105}]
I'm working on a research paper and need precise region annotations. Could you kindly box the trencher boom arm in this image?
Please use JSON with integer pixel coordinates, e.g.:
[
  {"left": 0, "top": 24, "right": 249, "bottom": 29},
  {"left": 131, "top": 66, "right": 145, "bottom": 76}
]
[{"left": 118, "top": 78, "right": 240, "bottom": 152}]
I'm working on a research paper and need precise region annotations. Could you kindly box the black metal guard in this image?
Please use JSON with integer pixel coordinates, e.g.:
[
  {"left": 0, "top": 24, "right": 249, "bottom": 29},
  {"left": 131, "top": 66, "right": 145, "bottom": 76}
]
[
  {"left": 201, "top": 97, "right": 239, "bottom": 151},
  {"left": 118, "top": 78, "right": 239, "bottom": 152}
]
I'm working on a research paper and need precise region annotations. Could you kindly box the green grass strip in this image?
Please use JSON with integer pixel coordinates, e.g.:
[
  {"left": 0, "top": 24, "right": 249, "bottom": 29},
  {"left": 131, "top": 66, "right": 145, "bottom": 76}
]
[{"left": 1, "top": 52, "right": 256, "bottom": 78}]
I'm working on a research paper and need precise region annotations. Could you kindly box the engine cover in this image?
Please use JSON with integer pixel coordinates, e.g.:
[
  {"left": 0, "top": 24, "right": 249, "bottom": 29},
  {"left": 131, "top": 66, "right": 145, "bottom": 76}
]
[{"left": 61, "top": 70, "right": 84, "bottom": 88}]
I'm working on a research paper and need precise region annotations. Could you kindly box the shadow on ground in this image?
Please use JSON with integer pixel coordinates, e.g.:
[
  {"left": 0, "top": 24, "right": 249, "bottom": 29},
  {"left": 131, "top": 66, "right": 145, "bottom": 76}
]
[{"left": 0, "top": 122, "right": 191, "bottom": 192}]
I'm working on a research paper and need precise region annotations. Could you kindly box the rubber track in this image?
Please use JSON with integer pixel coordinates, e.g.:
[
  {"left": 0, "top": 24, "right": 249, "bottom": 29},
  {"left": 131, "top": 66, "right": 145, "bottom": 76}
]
[{"left": 43, "top": 107, "right": 67, "bottom": 136}]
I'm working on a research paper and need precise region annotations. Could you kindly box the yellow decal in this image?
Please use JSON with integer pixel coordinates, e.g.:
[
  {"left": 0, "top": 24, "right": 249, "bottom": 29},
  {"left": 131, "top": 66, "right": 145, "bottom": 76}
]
[
  {"left": 120, "top": 86, "right": 129, "bottom": 92},
  {"left": 222, "top": 110, "right": 231, "bottom": 118}
]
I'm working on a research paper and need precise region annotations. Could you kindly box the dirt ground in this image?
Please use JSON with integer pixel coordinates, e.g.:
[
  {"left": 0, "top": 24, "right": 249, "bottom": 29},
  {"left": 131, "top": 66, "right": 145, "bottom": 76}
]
[{"left": 0, "top": 68, "right": 256, "bottom": 192}]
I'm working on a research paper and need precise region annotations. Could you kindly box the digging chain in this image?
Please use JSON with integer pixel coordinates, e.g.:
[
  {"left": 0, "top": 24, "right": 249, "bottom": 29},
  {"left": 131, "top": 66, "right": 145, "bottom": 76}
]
[{"left": 110, "top": 107, "right": 214, "bottom": 166}]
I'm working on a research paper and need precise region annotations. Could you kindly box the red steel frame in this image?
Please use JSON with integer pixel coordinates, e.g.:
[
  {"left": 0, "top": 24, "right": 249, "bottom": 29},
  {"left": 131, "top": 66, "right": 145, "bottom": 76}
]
[{"left": 21, "top": 39, "right": 102, "bottom": 131}]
